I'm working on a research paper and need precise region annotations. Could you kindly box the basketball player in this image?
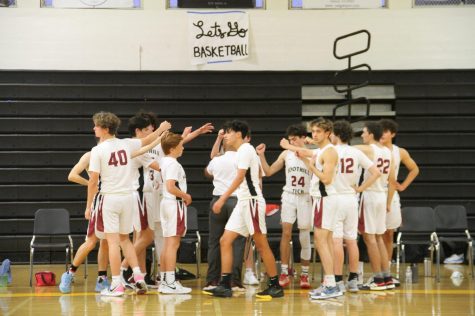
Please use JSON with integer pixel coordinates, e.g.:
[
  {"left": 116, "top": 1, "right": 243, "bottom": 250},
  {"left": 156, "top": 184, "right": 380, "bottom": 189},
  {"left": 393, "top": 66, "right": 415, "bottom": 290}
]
[
  {"left": 379, "top": 119, "right": 419, "bottom": 282},
  {"left": 256, "top": 123, "right": 313, "bottom": 289},
  {"left": 330, "top": 120, "right": 381, "bottom": 293},
  {"left": 87, "top": 111, "right": 170, "bottom": 296},
  {"left": 281, "top": 118, "right": 342, "bottom": 300},
  {"left": 354, "top": 121, "right": 396, "bottom": 291},
  {"left": 204, "top": 129, "right": 247, "bottom": 292},
  {"left": 158, "top": 133, "right": 193, "bottom": 294},
  {"left": 203, "top": 120, "right": 284, "bottom": 299}
]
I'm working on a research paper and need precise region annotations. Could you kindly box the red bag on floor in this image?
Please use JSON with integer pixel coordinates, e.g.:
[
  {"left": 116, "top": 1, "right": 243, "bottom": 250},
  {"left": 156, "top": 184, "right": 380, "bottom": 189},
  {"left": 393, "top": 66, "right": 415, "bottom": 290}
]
[{"left": 35, "top": 271, "right": 56, "bottom": 286}]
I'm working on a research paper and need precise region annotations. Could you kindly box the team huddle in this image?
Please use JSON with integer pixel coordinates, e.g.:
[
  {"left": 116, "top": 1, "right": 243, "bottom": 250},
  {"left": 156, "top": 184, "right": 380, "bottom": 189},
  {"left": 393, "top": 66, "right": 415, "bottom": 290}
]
[{"left": 58, "top": 111, "right": 419, "bottom": 301}]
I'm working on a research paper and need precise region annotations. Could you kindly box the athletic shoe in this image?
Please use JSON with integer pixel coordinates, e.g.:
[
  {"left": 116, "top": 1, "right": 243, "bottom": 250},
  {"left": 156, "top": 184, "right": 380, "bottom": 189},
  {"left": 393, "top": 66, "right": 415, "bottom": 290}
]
[
  {"left": 0, "top": 259, "right": 12, "bottom": 284},
  {"left": 278, "top": 273, "right": 290, "bottom": 287},
  {"left": 359, "top": 280, "right": 387, "bottom": 291},
  {"left": 95, "top": 276, "right": 110, "bottom": 292},
  {"left": 243, "top": 271, "right": 259, "bottom": 285},
  {"left": 347, "top": 278, "right": 359, "bottom": 293},
  {"left": 202, "top": 284, "right": 232, "bottom": 297},
  {"left": 337, "top": 280, "right": 347, "bottom": 293},
  {"left": 444, "top": 253, "right": 464, "bottom": 264},
  {"left": 133, "top": 274, "right": 148, "bottom": 295},
  {"left": 159, "top": 280, "right": 191, "bottom": 294},
  {"left": 203, "top": 279, "right": 219, "bottom": 291},
  {"left": 120, "top": 269, "right": 135, "bottom": 290},
  {"left": 59, "top": 272, "right": 74, "bottom": 294},
  {"left": 299, "top": 274, "right": 311, "bottom": 289},
  {"left": 145, "top": 274, "right": 158, "bottom": 289},
  {"left": 308, "top": 284, "right": 325, "bottom": 296},
  {"left": 231, "top": 280, "right": 246, "bottom": 292},
  {"left": 155, "top": 274, "right": 161, "bottom": 286},
  {"left": 256, "top": 284, "right": 284, "bottom": 299},
  {"left": 392, "top": 277, "right": 400, "bottom": 287},
  {"left": 384, "top": 277, "right": 395, "bottom": 289},
  {"left": 101, "top": 283, "right": 125, "bottom": 297},
  {"left": 309, "top": 285, "right": 343, "bottom": 300}
]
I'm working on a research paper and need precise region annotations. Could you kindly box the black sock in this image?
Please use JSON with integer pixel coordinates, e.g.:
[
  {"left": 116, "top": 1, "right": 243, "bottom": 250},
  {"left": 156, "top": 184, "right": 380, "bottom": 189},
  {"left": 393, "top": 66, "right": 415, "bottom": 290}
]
[
  {"left": 98, "top": 271, "right": 107, "bottom": 277},
  {"left": 348, "top": 272, "right": 358, "bottom": 281},
  {"left": 220, "top": 273, "right": 232, "bottom": 289},
  {"left": 69, "top": 265, "right": 78, "bottom": 273},
  {"left": 335, "top": 275, "right": 343, "bottom": 282},
  {"left": 269, "top": 275, "right": 279, "bottom": 287}
]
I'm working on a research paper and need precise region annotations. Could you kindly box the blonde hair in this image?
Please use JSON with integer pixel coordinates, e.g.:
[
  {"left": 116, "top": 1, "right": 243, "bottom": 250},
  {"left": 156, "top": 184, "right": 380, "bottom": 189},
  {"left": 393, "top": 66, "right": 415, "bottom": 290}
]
[
  {"left": 161, "top": 132, "right": 183, "bottom": 155},
  {"left": 309, "top": 117, "right": 333, "bottom": 133},
  {"left": 92, "top": 112, "right": 121, "bottom": 136}
]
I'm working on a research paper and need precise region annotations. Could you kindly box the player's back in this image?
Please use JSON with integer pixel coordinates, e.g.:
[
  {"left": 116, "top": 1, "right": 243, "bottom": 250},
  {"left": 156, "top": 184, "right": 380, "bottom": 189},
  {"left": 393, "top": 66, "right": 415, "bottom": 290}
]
[
  {"left": 90, "top": 138, "right": 141, "bottom": 194},
  {"left": 334, "top": 144, "right": 371, "bottom": 194}
]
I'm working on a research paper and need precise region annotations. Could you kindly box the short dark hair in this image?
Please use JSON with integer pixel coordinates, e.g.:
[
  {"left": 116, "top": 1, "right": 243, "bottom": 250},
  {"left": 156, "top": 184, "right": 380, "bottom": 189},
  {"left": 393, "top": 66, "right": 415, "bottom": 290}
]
[
  {"left": 128, "top": 111, "right": 157, "bottom": 137},
  {"left": 379, "top": 119, "right": 398, "bottom": 134},
  {"left": 161, "top": 132, "right": 183, "bottom": 155},
  {"left": 364, "top": 121, "right": 383, "bottom": 141},
  {"left": 286, "top": 124, "right": 307, "bottom": 138},
  {"left": 222, "top": 120, "right": 250, "bottom": 138},
  {"left": 309, "top": 117, "right": 333, "bottom": 133},
  {"left": 333, "top": 120, "right": 353, "bottom": 143}
]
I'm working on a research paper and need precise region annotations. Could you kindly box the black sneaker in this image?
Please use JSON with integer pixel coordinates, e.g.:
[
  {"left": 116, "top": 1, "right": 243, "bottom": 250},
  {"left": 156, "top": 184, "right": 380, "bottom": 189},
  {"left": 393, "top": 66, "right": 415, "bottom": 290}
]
[
  {"left": 120, "top": 269, "right": 135, "bottom": 290},
  {"left": 256, "top": 284, "right": 284, "bottom": 299},
  {"left": 202, "top": 284, "right": 232, "bottom": 298},
  {"left": 145, "top": 274, "right": 158, "bottom": 289},
  {"left": 231, "top": 279, "right": 246, "bottom": 292}
]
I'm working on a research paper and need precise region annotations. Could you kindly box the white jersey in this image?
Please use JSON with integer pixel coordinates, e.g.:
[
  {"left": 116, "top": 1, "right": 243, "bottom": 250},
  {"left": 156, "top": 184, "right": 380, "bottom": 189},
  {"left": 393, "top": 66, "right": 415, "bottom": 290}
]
[
  {"left": 283, "top": 150, "right": 312, "bottom": 194},
  {"left": 161, "top": 156, "right": 187, "bottom": 200},
  {"left": 131, "top": 153, "right": 154, "bottom": 191},
  {"left": 365, "top": 143, "right": 392, "bottom": 192},
  {"left": 206, "top": 151, "right": 238, "bottom": 196},
  {"left": 334, "top": 144, "right": 374, "bottom": 195},
  {"left": 143, "top": 143, "right": 165, "bottom": 193},
  {"left": 236, "top": 143, "right": 263, "bottom": 200},
  {"left": 312, "top": 143, "right": 338, "bottom": 196},
  {"left": 89, "top": 138, "right": 141, "bottom": 194}
]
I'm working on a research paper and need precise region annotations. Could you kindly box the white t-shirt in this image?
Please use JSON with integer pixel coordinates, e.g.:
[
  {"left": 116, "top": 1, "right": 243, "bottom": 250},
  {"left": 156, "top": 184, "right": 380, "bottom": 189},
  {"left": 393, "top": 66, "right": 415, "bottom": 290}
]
[
  {"left": 143, "top": 143, "right": 165, "bottom": 193},
  {"left": 89, "top": 138, "right": 141, "bottom": 194},
  {"left": 236, "top": 143, "right": 263, "bottom": 200},
  {"left": 365, "top": 144, "right": 392, "bottom": 192},
  {"left": 206, "top": 151, "right": 238, "bottom": 196},
  {"left": 283, "top": 150, "right": 312, "bottom": 194},
  {"left": 334, "top": 144, "right": 374, "bottom": 195},
  {"left": 161, "top": 156, "right": 187, "bottom": 200}
]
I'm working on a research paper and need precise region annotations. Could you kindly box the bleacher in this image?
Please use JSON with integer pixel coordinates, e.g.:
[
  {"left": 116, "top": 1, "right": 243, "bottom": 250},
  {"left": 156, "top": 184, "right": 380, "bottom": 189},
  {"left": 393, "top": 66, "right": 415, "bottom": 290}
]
[{"left": 0, "top": 70, "right": 474, "bottom": 263}]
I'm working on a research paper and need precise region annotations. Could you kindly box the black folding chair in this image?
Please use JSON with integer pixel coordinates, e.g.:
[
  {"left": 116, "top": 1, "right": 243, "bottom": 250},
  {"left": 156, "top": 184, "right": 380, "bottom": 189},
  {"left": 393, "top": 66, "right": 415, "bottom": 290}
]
[
  {"left": 434, "top": 205, "right": 473, "bottom": 278},
  {"left": 29, "top": 209, "right": 74, "bottom": 286},
  {"left": 396, "top": 207, "right": 440, "bottom": 282},
  {"left": 180, "top": 206, "right": 201, "bottom": 278}
]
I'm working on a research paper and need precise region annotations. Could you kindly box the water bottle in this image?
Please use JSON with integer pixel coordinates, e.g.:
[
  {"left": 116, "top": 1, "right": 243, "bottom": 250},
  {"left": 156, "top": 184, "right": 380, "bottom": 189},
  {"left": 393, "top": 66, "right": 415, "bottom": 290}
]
[
  {"left": 411, "top": 263, "right": 419, "bottom": 283},
  {"left": 405, "top": 266, "right": 412, "bottom": 283}
]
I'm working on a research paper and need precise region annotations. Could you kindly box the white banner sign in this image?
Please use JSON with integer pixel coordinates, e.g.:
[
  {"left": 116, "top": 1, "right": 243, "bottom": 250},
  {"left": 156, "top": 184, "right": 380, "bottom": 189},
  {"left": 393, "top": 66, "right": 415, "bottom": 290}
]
[
  {"left": 51, "top": 0, "right": 135, "bottom": 8},
  {"left": 303, "top": 0, "right": 382, "bottom": 9},
  {"left": 188, "top": 11, "right": 249, "bottom": 65}
]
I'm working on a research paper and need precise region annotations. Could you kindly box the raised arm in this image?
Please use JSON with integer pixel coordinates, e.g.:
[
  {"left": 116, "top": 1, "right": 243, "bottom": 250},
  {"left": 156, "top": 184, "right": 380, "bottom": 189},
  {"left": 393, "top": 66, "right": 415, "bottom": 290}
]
[
  {"left": 280, "top": 138, "right": 313, "bottom": 157},
  {"left": 132, "top": 131, "right": 168, "bottom": 159},
  {"left": 68, "top": 152, "right": 91, "bottom": 186},
  {"left": 183, "top": 122, "right": 214, "bottom": 144},
  {"left": 140, "top": 120, "right": 171, "bottom": 147},
  {"left": 210, "top": 129, "right": 225, "bottom": 159},
  {"left": 397, "top": 148, "right": 420, "bottom": 192},
  {"left": 256, "top": 143, "right": 285, "bottom": 177}
]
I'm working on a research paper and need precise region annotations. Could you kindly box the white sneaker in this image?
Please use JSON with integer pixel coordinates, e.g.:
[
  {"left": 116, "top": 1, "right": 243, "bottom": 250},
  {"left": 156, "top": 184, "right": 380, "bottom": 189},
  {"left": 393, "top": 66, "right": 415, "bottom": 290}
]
[
  {"left": 159, "top": 281, "right": 192, "bottom": 294},
  {"left": 101, "top": 283, "right": 125, "bottom": 297},
  {"left": 243, "top": 271, "right": 259, "bottom": 285},
  {"left": 308, "top": 284, "right": 325, "bottom": 296},
  {"left": 337, "top": 281, "right": 347, "bottom": 293},
  {"left": 444, "top": 254, "right": 464, "bottom": 264}
]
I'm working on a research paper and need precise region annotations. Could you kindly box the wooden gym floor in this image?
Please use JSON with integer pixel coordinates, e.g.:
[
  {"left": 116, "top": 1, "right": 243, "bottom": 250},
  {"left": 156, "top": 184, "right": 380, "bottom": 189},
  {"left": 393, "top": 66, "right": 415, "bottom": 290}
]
[{"left": 0, "top": 263, "right": 474, "bottom": 316}]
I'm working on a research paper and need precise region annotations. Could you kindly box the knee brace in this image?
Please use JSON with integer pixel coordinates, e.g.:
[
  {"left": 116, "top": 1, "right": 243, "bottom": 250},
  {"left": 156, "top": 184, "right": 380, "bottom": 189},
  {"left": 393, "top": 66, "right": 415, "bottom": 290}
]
[{"left": 299, "top": 229, "right": 311, "bottom": 261}]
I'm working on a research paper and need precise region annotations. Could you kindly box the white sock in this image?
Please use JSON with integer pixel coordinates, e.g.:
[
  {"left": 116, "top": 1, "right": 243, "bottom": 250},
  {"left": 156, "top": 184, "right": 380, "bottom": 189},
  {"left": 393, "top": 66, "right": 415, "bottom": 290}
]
[
  {"left": 160, "top": 271, "right": 165, "bottom": 282},
  {"left": 281, "top": 264, "right": 289, "bottom": 275},
  {"left": 324, "top": 275, "right": 336, "bottom": 287},
  {"left": 132, "top": 266, "right": 142, "bottom": 276},
  {"left": 111, "top": 275, "right": 121, "bottom": 288},
  {"left": 246, "top": 268, "right": 253, "bottom": 274},
  {"left": 166, "top": 271, "right": 175, "bottom": 284}
]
